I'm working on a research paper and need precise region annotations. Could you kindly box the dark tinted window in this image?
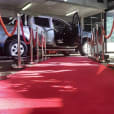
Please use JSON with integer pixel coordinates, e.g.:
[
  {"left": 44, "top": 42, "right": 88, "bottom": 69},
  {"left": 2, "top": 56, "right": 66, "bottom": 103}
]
[
  {"left": 34, "top": 17, "right": 50, "bottom": 27},
  {"left": 2, "top": 17, "right": 15, "bottom": 25},
  {"left": 97, "top": 0, "right": 104, "bottom": 3},
  {"left": 53, "top": 19, "right": 65, "bottom": 28},
  {"left": 108, "top": 0, "right": 113, "bottom": 2},
  {"left": 21, "top": 15, "right": 30, "bottom": 26}
]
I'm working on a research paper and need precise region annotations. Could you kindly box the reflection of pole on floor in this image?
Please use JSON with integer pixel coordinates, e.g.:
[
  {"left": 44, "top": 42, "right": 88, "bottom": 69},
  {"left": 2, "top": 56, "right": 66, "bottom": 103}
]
[
  {"left": 102, "top": 19, "right": 105, "bottom": 62},
  {"left": 17, "top": 13, "right": 22, "bottom": 68},
  {"left": 36, "top": 27, "right": 39, "bottom": 62},
  {"left": 30, "top": 28, "right": 33, "bottom": 64}
]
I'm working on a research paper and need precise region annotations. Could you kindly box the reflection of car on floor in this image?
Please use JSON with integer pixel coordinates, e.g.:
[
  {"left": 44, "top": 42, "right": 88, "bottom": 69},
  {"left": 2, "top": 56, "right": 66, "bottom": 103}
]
[{"left": 0, "top": 13, "right": 91, "bottom": 57}]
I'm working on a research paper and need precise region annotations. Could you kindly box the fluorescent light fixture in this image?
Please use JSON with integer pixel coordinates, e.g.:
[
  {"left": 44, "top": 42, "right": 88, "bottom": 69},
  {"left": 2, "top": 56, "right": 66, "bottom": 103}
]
[
  {"left": 66, "top": 10, "right": 78, "bottom": 16},
  {"left": 22, "top": 3, "right": 32, "bottom": 11}
]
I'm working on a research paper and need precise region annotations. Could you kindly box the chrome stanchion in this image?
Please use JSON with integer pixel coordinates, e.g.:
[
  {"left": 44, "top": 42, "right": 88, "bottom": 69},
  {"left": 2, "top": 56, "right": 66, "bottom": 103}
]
[
  {"left": 44, "top": 35, "right": 47, "bottom": 60},
  {"left": 41, "top": 33, "right": 44, "bottom": 61},
  {"left": 30, "top": 28, "right": 34, "bottom": 64},
  {"left": 87, "top": 37, "right": 91, "bottom": 57},
  {"left": 87, "top": 37, "right": 89, "bottom": 57},
  {"left": 12, "top": 13, "right": 23, "bottom": 69},
  {"left": 17, "top": 13, "right": 23, "bottom": 68},
  {"left": 96, "top": 24, "right": 99, "bottom": 61},
  {"left": 91, "top": 29, "right": 95, "bottom": 58},
  {"left": 101, "top": 19, "right": 105, "bottom": 63},
  {"left": 36, "top": 27, "right": 39, "bottom": 63},
  {"left": 93, "top": 28, "right": 95, "bottom": 58},
  {"left": 90, "top": 32, "right": 93, "bottom": 57}
]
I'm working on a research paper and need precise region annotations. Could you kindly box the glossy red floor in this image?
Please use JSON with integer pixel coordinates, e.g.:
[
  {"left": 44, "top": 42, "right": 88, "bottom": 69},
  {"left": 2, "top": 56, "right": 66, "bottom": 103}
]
[{"left": 0, "top": 57, "right": 114, "bottom": 114}]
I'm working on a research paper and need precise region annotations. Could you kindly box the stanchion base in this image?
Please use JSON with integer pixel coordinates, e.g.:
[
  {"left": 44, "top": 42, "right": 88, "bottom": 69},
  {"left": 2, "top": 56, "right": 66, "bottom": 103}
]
[
  {"left": 25, "top": 62, "right": 36, "bottom": 67},
  {"left": 88, "top": 56, "right": 101, "bottom": 63},
  {"left": 34, "top": 60, "right": 39, "bottom": 63},
  {"left": 88, "top": 56, "right": 94, "bottom": 59},
  {"left": 95, "top": 57, "right": 100, "bottom": 62},
  {"left": 0, "top": 76, "right": 7, "bottom": 80},
  {"left": 29, "top": 62, "right": 35, "bottom": 65},
  {"left": 11, "top": 64, "right": 24, "bottom": 69},
  {"left": 44, "top": 57, "right": 48, "bottom": 61},
  {"left": 88, "top": 56, "right": 96, "bottom": 60},
  {"left": 41, "top": 58, "right": 44, "bottom": 62},
  {"left": 99, "top": 60, "right": 106, "bottom": 63}
]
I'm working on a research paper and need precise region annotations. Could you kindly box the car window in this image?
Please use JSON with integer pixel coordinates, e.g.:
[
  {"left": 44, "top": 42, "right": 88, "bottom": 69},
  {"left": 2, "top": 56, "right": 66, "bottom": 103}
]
[
  {"left": 53, "top": 19, "right": 66, "bottom": 28},
  {"left": 2, "top": 17, "right": 15, "bottom": 25},
  {"left": 34, "top": 17, "right": 50, "bottom": 27},
  {"left": 53, "top": 19, "right": 71, "bottom": 33}
]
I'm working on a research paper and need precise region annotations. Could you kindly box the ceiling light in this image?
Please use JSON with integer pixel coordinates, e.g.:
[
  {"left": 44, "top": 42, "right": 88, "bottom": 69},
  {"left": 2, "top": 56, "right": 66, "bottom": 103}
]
[
  {"left": 64, "top": 0, "right": 68, "bottom": 2},
  {"left": 22, "top": 3, "right": 32, "bottom": 11},
  {"left": 66, "top": 10, "right": 78, "bottom": 16},
  {"left": 45, "top": 1, "right": 57, "bottom": 6}
]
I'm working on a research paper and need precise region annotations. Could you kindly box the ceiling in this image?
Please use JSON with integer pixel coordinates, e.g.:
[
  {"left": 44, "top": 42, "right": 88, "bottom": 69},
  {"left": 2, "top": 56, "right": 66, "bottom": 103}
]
[{"left": 0, "top": 0, "right": 104, "bottom": 18}]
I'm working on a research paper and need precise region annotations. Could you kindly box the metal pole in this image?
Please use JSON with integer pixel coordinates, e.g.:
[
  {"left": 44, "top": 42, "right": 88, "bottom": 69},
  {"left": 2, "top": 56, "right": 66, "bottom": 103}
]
[
  {"left": 96, "top": 24, "right": 99, "bottom": 60},
  {"left": 30, "top": 28, "right": 33, "bottom": 64},
  {"left": 91, "top": 17, "right": 93, "bottom": 57},
  {"left": 102, "top": 19, "right": 105, "bottom": 62},
  {"left": 91, "top": 17, "right": 92, "bottom": 32},
  {"left": 41, "top": 33, "right": 44, "bottom": 61},
  {"left": 17, "top": 13, "right": 22, "bottom": 68},
  {"left": 44, "top": 35, "right": 47, "bottom": 60},
  {"left": 36, "top": 27, "right": 39, "bottom": 62},
  {"left": 87, "top": 37, "right": 89, "bottom": 56},
  {"left": 90, "top": 33, "right": 93, "bottom": 57},
  {"left": 93, "top": 28, "right": 95, "bottom": 58}
]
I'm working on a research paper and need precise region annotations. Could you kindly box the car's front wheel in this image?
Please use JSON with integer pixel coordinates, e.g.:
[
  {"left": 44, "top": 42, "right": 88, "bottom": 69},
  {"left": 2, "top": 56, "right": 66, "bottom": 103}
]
[
  {"left": 79, "top": 38, "right": 91, "bottom": 56},
  {"left": 63, "top": 52, "right": 70, "bottom": 56},
  {"left": 7, "top": 40, "right": 28, "bottom": 57}
]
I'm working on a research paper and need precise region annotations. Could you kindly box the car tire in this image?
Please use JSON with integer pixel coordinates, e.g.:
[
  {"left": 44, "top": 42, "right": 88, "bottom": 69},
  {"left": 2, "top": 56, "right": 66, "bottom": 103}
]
[
  {"left": 63, "top": 52, "right": 70, "bottom": 56},
  {"left": 7, "top": 40, "right": 28, "bottom": 57},
  {"left": 79, "top": 38, "right": 91, "bottom": 56}
]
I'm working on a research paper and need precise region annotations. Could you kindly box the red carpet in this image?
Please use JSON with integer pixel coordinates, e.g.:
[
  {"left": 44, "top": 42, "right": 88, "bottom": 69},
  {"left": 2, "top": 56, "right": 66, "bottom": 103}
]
[{"left": 0, "top": 56, "right": 114, "bottom": 114}]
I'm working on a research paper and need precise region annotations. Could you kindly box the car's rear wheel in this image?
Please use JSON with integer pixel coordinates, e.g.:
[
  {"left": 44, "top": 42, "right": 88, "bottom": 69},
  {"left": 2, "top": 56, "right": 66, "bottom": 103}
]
[{"left": 7, "top": 40, "right": 28, "bottom": 57}]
